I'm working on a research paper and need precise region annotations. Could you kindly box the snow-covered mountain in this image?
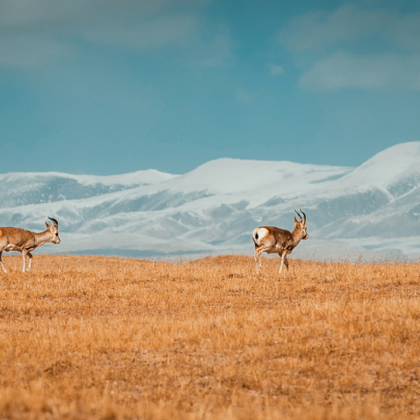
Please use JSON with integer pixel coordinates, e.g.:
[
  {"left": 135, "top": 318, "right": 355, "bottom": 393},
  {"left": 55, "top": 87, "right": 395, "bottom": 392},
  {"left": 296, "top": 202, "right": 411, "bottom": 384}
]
[{"left": 1, "top": 142, "right": 420, "bottom": 260}]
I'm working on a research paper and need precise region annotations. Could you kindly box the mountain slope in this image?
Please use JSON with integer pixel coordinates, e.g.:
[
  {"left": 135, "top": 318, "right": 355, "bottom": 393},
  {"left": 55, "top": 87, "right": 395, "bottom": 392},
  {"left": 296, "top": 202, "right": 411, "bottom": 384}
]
[
  {"left": 0, "top": 169, "right": 177, "bottom": 208},
  {"left": 0, "top": 142, "right": 419, "bottom": 260}
]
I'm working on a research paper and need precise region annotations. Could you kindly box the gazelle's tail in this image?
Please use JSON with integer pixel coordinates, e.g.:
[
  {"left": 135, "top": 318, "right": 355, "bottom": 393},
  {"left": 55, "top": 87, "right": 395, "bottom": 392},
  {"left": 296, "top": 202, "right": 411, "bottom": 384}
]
[{"left": 252, "top": 227, "right": 263, "bottom": 246}]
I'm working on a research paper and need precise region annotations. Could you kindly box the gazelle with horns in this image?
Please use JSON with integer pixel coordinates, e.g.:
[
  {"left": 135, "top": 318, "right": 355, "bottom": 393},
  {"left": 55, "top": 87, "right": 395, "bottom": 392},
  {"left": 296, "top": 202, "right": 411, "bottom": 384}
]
[
  {"left": 0, "top": 217, "right": 61, "bottom": 273},
  {"left": 252, "top": 210, "right": 308, "bottom": 275}
]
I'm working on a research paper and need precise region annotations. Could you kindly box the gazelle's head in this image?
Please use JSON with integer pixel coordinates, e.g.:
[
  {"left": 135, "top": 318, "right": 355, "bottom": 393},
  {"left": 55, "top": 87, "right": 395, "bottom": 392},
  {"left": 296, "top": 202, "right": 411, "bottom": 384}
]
[
  {"left": 294, "top": 209, "right": 308, "bottom": 240},
  {"left": 46, "top": 217, "right": 61, "bottom": 244}
]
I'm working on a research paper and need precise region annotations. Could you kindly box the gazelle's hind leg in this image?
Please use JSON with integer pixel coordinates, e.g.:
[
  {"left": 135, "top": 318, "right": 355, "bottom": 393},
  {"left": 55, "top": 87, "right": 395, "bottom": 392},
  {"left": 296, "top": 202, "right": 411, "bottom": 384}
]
[
  {"left": 26, "top": 252, "right": 33, "bottom": 272},
  {"left": 254, "top": 246, "right": 275, "bottom": 273},
  {"left": 254, "top": 248, "right": 263, "bottom": 273},
  {"left": 0, "top": 251, "right": 7, "bottom": 273},
  {"left": 278, "top": 252, "right": 289, "bottom": 274}
]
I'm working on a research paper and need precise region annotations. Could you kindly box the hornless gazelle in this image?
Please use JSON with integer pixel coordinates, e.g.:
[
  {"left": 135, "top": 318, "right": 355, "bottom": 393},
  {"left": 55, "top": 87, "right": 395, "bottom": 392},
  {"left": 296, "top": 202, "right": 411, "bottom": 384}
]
[
  {"left": 0, "top": 217, "right": 61, "bottom": 273},
  {"left": 252, "top": 210, "right": 308, "bottom": 275}
]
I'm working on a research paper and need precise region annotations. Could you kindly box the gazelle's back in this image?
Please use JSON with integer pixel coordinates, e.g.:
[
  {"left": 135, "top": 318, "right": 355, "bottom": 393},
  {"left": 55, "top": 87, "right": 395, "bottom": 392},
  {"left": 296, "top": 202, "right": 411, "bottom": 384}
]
[
  {"left": 0, "top": 227, "right": 34, "bottom": 249},
  {"left": 253, "top": 226, "right": 293, "bottom": 248}
]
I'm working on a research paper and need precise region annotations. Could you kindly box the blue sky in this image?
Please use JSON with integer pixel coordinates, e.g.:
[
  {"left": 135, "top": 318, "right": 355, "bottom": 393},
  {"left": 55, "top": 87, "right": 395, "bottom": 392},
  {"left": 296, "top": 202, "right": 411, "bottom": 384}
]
[{"left": 1, "top": 0, "right": 420, "bottom": 175}]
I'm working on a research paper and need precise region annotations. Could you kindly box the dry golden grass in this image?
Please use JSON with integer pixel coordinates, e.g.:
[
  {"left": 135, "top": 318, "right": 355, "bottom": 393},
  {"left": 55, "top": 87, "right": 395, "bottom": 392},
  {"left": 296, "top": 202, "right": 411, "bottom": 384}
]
[{"left": 1, "top": 254, "right": 420, "bottom": 419}]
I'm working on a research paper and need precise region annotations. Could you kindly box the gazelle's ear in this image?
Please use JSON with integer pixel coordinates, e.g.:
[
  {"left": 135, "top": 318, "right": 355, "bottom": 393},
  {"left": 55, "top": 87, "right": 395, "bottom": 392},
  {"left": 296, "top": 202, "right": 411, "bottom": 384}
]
[
  {"left": 45, "top": 222, "right": 52, "bottom": 230},
  {"left": 294, "top": 217, "right": 299, "bottom": 224}
]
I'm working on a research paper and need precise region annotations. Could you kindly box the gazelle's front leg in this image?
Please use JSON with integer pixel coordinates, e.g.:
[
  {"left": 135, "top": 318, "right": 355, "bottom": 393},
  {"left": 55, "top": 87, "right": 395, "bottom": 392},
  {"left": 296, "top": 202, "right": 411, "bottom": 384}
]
[
  {"left": 0, "top": 251, "right": 7, "bottom": 273},
  {"left": 21, "top": 250, "right": 28, "bottom": 273},
  {"left": 284, "top": 255, "right": 289, "bottom": 272},
  {"left": 26, "top": 252, "right": 33, "bottom": 272}
]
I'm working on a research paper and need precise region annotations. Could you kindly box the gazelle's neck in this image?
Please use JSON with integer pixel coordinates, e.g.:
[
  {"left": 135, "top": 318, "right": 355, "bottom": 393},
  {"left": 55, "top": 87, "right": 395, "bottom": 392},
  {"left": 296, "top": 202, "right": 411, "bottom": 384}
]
[
  {"left": 291, "top": 227, "right": 305, "bottom": 245},
  {"left": 33, "top": 230, "right": 53, "bottom": 247}
]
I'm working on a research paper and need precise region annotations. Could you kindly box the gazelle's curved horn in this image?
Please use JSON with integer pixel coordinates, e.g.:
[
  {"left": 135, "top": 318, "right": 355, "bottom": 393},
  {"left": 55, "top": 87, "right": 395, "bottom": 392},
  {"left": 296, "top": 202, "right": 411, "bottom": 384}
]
[
  {"left": 299, "top": 209, "right": 306, "bottom": 220},
  {"left": 48, "top": 217, "right": 59, "bottom": 228},
  {"left": 294, "top": 209, "right": 302, "bottom": 221}
]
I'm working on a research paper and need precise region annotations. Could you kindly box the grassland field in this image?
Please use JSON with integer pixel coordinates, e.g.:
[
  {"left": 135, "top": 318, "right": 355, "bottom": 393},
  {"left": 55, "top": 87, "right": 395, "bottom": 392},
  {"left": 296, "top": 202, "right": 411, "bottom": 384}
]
[{"left": 0, "top": 254, "right": 420, "bottom": 419}]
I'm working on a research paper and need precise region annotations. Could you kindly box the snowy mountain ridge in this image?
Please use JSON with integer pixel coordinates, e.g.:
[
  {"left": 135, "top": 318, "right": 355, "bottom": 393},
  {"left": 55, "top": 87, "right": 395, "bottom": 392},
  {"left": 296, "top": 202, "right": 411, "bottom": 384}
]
[{"left": 1, "top": 142, "right": 420, "bottom": 260}]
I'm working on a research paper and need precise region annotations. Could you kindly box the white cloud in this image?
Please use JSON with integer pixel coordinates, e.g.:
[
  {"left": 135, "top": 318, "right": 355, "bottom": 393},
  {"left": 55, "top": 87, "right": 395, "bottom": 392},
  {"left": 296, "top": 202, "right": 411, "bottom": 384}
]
[
  {"left": 299, "top": 51, "right": 420, "bottom": 90},
  {"left": 278, "top": 4, "right": 420, "bottom": 91},
  {"left": 0, "top": 0, "right": 169, "bottom": 32},
  {"left": 0, "top": 0, "right": 202, "bottom": 69},
  {"left": 79, "top": 15, "right": 198, "bottom": 50},
  {"left": 269, "top": 64, "right": 284, "bottom": 76},
  {"left": 0, "top": 35, "right": 72, "bottom": 68},
  {"left": 278, "top": 4, "right": 393, "bottom": 51},
  {"left": 278, "top": 3, "right": 420, "bottom": 53}
]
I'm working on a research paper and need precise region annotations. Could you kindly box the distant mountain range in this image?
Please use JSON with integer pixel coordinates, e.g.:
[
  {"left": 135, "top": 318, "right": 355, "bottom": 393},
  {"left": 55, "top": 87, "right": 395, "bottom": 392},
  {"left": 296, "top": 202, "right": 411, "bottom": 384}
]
[{"left": 1, "top": 142, "right": 420, "bottom": 260}]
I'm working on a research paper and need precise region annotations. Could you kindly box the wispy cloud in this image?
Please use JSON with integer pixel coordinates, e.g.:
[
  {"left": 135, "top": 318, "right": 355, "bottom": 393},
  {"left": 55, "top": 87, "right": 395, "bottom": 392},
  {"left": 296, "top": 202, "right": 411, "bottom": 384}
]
[
  {"left": 269, "top": 64, "right": 284, "bottom": 76},
  {"left": 0, "top": 0, "right": 169, "bottom": 33},
  {"left": 78, "top": 15, "right": 198, "bottom": 50},
  {"left": 300, "top": 51, "right": 420, "bottom": 90},
  {"left": 0, "top": 0, "right": 202, "bottom": 69},
  {"left": 0, "top": 35, "right": 73, "bottom": 68},
  {"left": 278, "top": 4, "right": 393, "bottom": 51},
  {"left": 278, "top": 3, "right": 420, "bottom": 91}
]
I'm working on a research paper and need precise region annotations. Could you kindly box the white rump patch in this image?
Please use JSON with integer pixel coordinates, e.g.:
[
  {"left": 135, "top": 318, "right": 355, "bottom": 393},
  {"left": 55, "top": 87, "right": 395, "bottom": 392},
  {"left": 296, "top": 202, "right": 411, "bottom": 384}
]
[
  {"left": 253, "top": 227, "right": 270, "bottom": 245},
  {"left": 257, "top": 228, "right": 269, "bottom": 238}
]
